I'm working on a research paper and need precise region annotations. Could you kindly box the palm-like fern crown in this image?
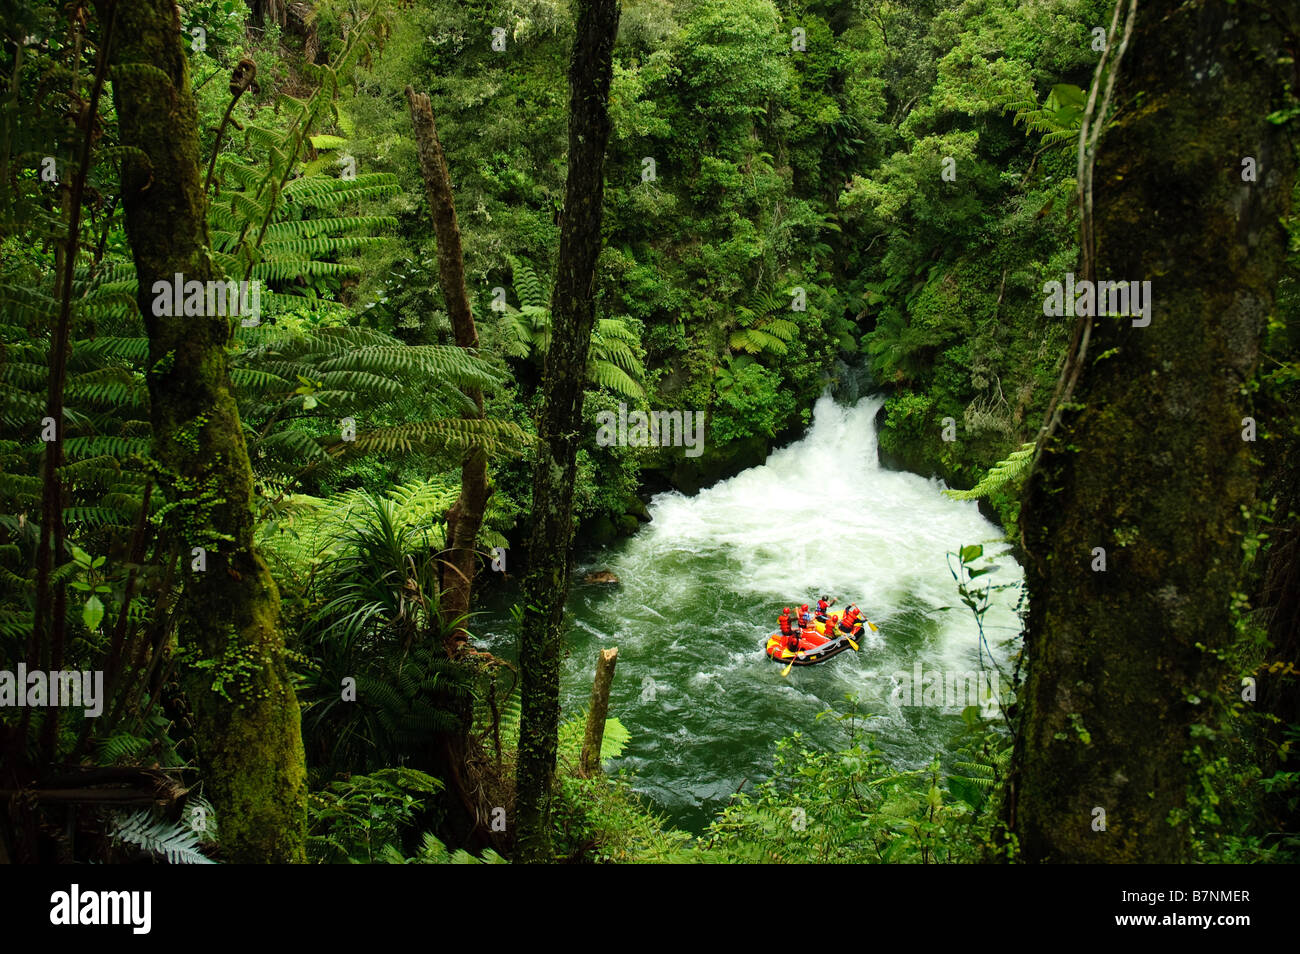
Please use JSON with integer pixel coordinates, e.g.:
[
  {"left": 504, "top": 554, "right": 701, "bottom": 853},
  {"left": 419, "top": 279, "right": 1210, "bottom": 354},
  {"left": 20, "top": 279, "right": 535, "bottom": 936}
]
[
  {"left": 232, "top": 322, "right": 524, "bottom": 485},
  {"left": 728, "top": 274, "right": 800, "bottom": 358},
  {"left": 999, "top": 83, "right": 1085, "bottom": 153},
  {"left": 498, "top": 255, "right": 647, "bottom": 400},
  {"left": 0, "top": 4, "right": 527, "bottom": 666}
]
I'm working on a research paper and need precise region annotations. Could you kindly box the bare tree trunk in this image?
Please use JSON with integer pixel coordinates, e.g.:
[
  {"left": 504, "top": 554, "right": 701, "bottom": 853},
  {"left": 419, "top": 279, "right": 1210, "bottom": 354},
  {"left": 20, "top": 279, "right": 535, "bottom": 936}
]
[
  {"left": 515, "top": 0, "right": 620, "bottom": 863},
  {"left": 405, "top": 85, "right": 488, "bottom": 656},
  {"left": 580, "top": 647, "right": 619, "bottom": 777},
  {"left": 100, "top": 0, "right": 307, "bottom": 863},
  {"left": 1011, "top": 0, "right": 1297, "bottom": 863}
]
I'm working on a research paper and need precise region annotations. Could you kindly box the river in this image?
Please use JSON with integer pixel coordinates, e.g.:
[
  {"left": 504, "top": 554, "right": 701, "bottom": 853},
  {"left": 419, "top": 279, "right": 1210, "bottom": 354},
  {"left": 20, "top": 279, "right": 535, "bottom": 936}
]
[{"left": 475, "top": 393, "right": 1024, "bottom": 832}]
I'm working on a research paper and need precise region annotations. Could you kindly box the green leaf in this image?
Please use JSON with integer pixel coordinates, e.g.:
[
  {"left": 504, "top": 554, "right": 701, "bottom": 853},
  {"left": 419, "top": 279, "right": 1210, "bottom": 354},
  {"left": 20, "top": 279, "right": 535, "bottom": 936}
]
[
  {"left": 1051, "top": 83, "right": 1086, "bottom": 109},
  {"left": 600, "top": 716, "right": 631, "bottom": 761},
  {"left": 309, "top": 134, "right": 349, "bottom": 150},
  {"left": 82, "top": 595, "right": 104, "bottom": 631},
  {"left": 959, "top": 544, "right": 983, "bottom": 564}
]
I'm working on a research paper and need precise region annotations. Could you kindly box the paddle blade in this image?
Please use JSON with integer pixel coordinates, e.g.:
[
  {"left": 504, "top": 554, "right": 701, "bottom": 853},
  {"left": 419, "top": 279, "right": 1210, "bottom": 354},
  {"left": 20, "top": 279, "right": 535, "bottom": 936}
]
[{"left": 848, "top": 637, "right": 859, "bottom": 651}]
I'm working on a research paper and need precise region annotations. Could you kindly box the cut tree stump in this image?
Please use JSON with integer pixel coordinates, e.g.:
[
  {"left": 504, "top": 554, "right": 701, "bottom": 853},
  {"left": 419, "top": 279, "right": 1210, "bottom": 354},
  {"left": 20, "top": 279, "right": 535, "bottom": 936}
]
[{"left": 579, "top": 647, "right": 619, "bottom": 777}]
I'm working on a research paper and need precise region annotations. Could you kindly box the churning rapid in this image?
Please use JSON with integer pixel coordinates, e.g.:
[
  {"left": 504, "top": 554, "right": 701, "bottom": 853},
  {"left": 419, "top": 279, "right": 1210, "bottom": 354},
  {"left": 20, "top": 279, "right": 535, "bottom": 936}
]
[{"left": 479, "top": 394, "right": 1024, "bottom": 831}]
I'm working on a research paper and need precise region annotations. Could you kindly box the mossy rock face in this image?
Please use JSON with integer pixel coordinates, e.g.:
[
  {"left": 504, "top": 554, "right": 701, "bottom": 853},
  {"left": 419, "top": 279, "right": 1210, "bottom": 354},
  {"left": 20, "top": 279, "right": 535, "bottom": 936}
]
[
  {"left": 875, "top": 402, "right": 1022, "bottom": 497},
  {"left": 616, "top": 513, "right": 640, "bottom": 535},
  {"left": 665, "top": 433, "right": 770, "bottom": 496},
  {"left": 623, "top": 493, "right": 651, "bottom": 522},
  {"left": 876, "top": 419, "right": 937, "bottom": 478},
  {"left": 585, "top": 514, "right": 619, "bottom": 546}
]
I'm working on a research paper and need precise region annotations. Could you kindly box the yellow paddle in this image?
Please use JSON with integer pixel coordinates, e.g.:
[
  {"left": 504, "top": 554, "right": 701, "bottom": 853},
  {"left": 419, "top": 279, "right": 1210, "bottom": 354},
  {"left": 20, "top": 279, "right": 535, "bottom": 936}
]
[
  {"left": 846, "top": 617, "right": 880, "bottom": 649},
  {"left": 780, "top": 633, "right": 812, "bottom": 676}
]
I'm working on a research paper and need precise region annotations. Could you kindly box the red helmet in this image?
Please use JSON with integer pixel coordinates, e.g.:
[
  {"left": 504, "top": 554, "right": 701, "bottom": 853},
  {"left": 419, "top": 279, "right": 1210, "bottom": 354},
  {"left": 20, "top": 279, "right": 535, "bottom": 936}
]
[
  {"left": 783, "top": 607, "right": 790, "bottom": 614},
  {"left": 801, "top": 604, "right": 809, "bottom": 612}
]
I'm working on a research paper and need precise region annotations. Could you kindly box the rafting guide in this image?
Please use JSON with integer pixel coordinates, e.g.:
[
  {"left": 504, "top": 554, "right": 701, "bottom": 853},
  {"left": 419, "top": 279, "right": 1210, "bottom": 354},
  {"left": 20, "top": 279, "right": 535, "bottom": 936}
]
[{"left": 595, "top": 402, "right": 705, "bottom": 457}]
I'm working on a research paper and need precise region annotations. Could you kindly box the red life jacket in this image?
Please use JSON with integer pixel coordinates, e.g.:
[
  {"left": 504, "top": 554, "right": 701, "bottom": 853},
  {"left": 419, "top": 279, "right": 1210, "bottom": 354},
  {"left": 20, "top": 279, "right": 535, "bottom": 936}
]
[
  {"left": 778, "top": 613, "right": 792, "bottom": 634},
  {"left": 817, "top": 599, "right": 829, "bottom": 614}
]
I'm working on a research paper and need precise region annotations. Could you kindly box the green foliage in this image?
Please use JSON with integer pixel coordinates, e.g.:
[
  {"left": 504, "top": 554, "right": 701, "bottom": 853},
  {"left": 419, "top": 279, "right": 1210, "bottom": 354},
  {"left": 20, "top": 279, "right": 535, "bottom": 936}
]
[
  {"left": 697, "top": 719, "right": 994, "bottom": 863},
  {"left": 712, "top": 356, "right": 797, "bottom": 444},
  {"left": 230, "top": 321, "right": 526, "bottom": 503},
  {"left": 728, "top": 283, "right": 799, "bottom": 358},
  {"left": 378, "top": 831, "right": 507, "bottom": 864},
  {"left": 110, "top": 808, "right": 217, "bottom": 865},
  {"left": 497, "top": 255, "right": 648, "bottom": 400},
  {"left": 1004, "top": 83, "right": 1086, "bottom": 151},
  {"left": 293, "top": 489, "right": 476, "bottom": 777},
  {"left": 306, "top": 767, "right": 445, "bottom": 863},
  {"left": 943, "top": 542, "right": 1021, "bottom": 675},
  {"left": 943, "top": 441, "right": 1036, "bottom": 533},
  {"left": 549, "top": 715, "right": 695, "bottom": 863}
]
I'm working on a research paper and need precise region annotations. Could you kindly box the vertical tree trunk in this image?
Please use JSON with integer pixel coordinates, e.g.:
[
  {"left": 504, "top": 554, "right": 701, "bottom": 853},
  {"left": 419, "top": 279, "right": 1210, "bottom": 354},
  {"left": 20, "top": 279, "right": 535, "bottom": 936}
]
[
  {"left": 101, "top": 0, "right": 307, "bottom": 863},
  {"left": 515, "top": 0, "right": 620, "bottom": 863},
  {"left": 405, "top": 86, "right": 488, "bottom": 656},
  {"left": 580, "top": 647, "right": 619, "bottom": 777},
  {"left": 404, "top": 85, "right": 492, "bottom": 846},
  {"left": 1012, "top": 0, "right": 1296, "bottom": 862}
]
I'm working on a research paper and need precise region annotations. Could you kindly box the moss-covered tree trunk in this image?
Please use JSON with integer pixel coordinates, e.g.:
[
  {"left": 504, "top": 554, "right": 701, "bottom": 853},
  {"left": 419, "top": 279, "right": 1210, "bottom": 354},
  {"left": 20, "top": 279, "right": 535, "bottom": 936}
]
[
  {"left": 405, "top": 86, "right": 488, "bottom": 656},
  {"left": 100, "top": 0, "right": 307, "bottom": 863},
  {"left": 515, "top": 0, "right": 619, "bottom": 863},
  {"left": 404, "top": 85, "right": 491, "bottom": 846},
  {"left": 1012, "top": 0, "right": 1296, "bottom": 862}
]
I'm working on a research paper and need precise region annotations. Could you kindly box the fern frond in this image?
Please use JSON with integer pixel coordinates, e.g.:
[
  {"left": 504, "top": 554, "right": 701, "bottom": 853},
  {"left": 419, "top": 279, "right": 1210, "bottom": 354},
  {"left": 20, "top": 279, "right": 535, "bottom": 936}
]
[
  {"left": 944, "top": 442, "right": 1036, "bottom": 501},
  {"left": 339, "top": 419, "right": 530, "bottom": 457},
  {"left": 730, "top": 328, "right": 789, "bottom": 356},
  {"left": 587, "top": 360, "right": 646, "bottom": 400},
  {"left": 110, "top": 809, "right": 215, "bottom": 864}
]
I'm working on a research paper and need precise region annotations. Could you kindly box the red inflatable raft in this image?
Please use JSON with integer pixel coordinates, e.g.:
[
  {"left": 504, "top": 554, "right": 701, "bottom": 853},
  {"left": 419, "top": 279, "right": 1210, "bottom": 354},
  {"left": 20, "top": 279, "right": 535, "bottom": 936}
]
[{"left": 764, "top": 621, "right": 863, "bottom": 667}]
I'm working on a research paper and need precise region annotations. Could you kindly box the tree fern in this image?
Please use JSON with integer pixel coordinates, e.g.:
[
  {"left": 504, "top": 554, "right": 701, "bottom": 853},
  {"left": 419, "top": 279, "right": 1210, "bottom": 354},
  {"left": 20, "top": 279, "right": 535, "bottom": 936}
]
[
  {"left": 510, "top": 255, "right": 548, "bottom": 310},
  {"left": 727, "top": 277, "right": 800, "bottom": 358},
  {"left": 497, "top": 256, "right": 647, "bottom": 399},
  {"left": 229, "top": 323, "right": 527, "bottom": 494},
  {"left": 1001, "top": 83, "right": 1085, "bottom": 153}
]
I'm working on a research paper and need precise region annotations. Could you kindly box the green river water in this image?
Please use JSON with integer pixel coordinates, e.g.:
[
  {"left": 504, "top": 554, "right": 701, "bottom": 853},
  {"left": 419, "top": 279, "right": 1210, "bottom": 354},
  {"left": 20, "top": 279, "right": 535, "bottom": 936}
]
[{"left": 474, "top": 394, "right": 1023, "bottom": 832}]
